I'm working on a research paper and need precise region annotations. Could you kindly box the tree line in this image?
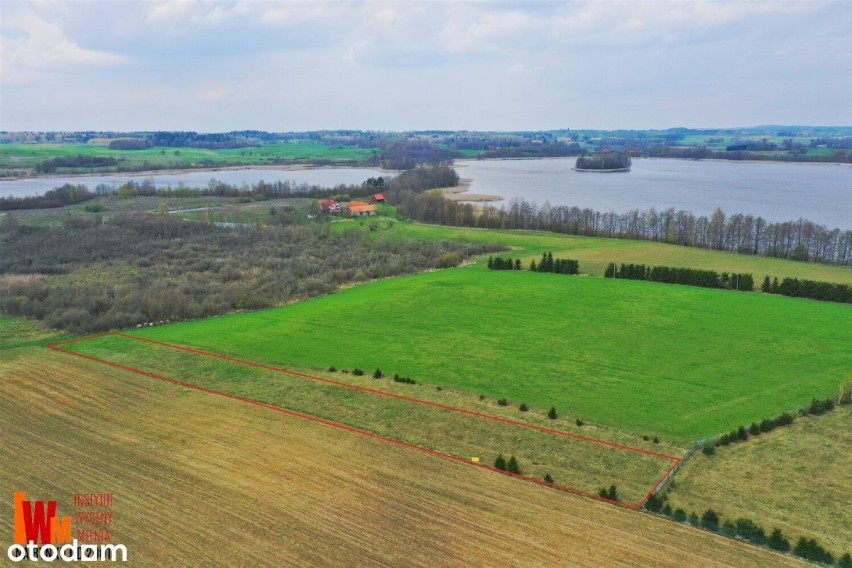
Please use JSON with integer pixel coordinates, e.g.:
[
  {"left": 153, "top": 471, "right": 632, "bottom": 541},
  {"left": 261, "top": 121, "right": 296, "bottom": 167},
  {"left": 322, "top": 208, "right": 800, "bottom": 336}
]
[
  {"left": 531, "top": 252, "right": 579, "bottom": 274},
  {"left": 385, "top": 185, "right": 852, "bottom": 265},
  {"left": 487, "top": 256, "right": 521, "bottom": 270},
  {"left": 34, "top": 155, "right": 118, "bottom": 173},
  {"left": 604, "top": 263, "right": 754, "bottom": 291},
  {"left": 646, "top": 496, "right": 850, "bottom": 566},
  {"left": 487, "top": 252, "right": 580, "bottom": 274},
  {"left": 761, "top": 276, "right": 852, "bottom": 304}
]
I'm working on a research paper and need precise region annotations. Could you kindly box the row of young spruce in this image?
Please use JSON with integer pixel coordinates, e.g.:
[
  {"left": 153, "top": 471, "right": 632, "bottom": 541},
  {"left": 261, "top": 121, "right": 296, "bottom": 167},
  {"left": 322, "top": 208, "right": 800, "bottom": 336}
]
[
  {"left": 654, "top": 392, "right": 852, "bottom": 565},
  {"left": 702, "top": 392, "right": 851, "bottom": 455},
  {"left": 488, "top": 252, "right": 579, "bottom": 274},
  {"left": 644, "top": 495, "right": 850, "bottom": 567},
  {"left": 604, "top": 262, "right": 754, "bottom": 291},
  {"left": 760, "top": 275, "right": 852, "bottom": 303},
  {"left": 329, "top": 367, "right": 418, "bottom": 384}
]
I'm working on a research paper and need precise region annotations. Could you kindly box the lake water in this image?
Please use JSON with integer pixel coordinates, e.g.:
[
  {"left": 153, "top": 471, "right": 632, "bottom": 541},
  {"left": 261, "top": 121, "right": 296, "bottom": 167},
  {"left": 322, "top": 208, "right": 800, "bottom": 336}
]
[
  {"left": 457, "top": 158, "right": 852, "bottom": 228},
  {"left": 0, "top": 167, "right": 392, "bottom": 198},
  {"left": 2, "top": 159, "right": 850, "bottom": 228}
]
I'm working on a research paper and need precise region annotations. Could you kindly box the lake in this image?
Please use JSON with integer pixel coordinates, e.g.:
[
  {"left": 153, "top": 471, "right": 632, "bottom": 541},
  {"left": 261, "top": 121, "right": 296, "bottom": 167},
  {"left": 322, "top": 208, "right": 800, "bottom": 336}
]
[
  {"left": 0, "top": 167, "right": 392, "bottom": 198},
  {"left": 457, "top": 158, "right": 852, "bottom": 228},
  {"left": 2, "top": 159, "right": 850, "bottom": 228}
]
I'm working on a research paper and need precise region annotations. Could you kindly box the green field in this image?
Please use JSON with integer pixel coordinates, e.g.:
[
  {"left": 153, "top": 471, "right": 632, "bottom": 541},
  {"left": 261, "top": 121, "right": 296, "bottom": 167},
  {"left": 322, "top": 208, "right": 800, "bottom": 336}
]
[
  {"left": 0, "top": 141, "right": 374, "bottom": 174},
  {"left": 127, "top": 266, "right": 852, "bottom": 443},
  {"left": 0, "top": 315, "right": 63, "bottom": 350}
]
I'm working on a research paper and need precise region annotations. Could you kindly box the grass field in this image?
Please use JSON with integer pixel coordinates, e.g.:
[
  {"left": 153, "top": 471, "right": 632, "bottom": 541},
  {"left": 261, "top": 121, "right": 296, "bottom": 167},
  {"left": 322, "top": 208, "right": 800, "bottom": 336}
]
[
  {"left": 127, "top": 266, "right": 852, "bottom": 443},
  {"left": 666, "top": 405, "right": 852, "bottom": 554},
  {"left": 60, "top": 334, "right": 679, "bottom": 505},
  {"left": 0, "top": 347, "right": 806, "bottom": 567},
  {"left": 0, "top": 141, "right": 373, "bottom": 174},
  {"left": 0, "top": 315, "right": 63, "bottom": 350}
]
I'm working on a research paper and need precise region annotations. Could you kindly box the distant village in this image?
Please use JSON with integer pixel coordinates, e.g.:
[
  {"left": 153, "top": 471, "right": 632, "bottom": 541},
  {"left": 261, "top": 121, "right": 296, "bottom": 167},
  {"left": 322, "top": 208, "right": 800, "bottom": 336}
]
[{"left": 319, "top": 193, "right": 384, "bottom": 217}]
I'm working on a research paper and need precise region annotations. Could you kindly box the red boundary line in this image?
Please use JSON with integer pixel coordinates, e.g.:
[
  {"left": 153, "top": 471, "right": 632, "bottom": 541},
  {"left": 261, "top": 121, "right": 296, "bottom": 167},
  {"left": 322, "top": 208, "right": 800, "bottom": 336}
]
[{"left": 49, "top": 333, "right": 682, "bottom": 509}]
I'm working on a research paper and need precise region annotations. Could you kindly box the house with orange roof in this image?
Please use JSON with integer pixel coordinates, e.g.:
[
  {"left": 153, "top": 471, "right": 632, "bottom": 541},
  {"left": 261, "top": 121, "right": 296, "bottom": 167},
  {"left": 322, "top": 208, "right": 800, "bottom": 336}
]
[{"left": 346, "top": 201, "right": 378, "bottom": 216}]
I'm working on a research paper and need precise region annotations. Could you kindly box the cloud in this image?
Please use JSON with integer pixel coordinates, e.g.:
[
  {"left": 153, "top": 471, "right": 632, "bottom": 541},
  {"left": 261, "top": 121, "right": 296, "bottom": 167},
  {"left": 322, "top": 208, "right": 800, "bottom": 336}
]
[
  {"left": 1, "top": 0, "right": 849, "bottom": 131},
  {"left": 1, "top": 3, "right": 126, "bottom": 83}
]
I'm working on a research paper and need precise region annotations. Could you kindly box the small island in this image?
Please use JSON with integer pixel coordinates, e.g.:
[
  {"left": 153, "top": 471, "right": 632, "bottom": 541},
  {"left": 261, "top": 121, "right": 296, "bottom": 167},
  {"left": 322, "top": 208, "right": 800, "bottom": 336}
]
[{"left": 574, "top": 152, "right": 631, "bottom": 172}]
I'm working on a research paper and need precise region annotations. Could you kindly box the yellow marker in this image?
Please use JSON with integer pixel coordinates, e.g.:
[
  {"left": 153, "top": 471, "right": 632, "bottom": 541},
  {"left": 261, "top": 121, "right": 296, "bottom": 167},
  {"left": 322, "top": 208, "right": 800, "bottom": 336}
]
[{"left": 471, "top": 457, "right": 480, "bottom": 463}]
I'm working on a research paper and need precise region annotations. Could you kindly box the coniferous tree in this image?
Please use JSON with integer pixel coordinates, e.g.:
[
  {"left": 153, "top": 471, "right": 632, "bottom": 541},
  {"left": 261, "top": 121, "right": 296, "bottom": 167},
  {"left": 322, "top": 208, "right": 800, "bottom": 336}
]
[
  {"left": 767, "top": 528, "right": 791, "bottom": 552},
  {"left": 494, "top": 454, "right": 507, "bottom": 470},
  {"left": 507, "top": 455, "right": 521, "bottom": 474},
  {"left": 487, "top": 255, "right": 493, "bottom": 269},
  {"left": 530, "top": 259, "right": 537, "bottom": 271},
  {"left": 547, "top": 406, "right": 558, "bottom": 419},
  {"left": 761, "top": 275, "right": 771, "bottom": 292},
  {"left": 644, "top": 494, "right": 663, "bottom": 512},
  {"left": 514, "top": 258, "right": 521, "bottom": 270},
  {"left": 838, "top": 552, "right": 852, "bottom": 568},
  {"left": 701, "top": 509, "right": 720, "bottom": 531},
  {"left": 543, "top": 473, "right": 554, "bottom": 484}
]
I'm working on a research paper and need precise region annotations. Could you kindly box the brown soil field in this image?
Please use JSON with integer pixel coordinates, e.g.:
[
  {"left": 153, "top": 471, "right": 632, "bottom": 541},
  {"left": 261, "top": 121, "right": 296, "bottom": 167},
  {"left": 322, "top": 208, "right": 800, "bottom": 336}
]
[{"left": 0, "top": 348, "right": 806, "bottom": 567}]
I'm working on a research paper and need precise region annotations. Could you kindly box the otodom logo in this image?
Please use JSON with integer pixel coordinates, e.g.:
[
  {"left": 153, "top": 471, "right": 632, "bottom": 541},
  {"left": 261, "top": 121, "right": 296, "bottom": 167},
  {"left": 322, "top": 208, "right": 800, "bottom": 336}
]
[{"left": 7, "top": 492, "right": 127, "bottom": 563}]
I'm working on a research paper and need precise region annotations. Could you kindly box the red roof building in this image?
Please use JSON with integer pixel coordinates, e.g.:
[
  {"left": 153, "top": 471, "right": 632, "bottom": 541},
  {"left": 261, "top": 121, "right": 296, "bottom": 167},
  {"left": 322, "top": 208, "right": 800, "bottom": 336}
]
[{"left": 347, "top": 201, "right": 378, "bottom": 216}]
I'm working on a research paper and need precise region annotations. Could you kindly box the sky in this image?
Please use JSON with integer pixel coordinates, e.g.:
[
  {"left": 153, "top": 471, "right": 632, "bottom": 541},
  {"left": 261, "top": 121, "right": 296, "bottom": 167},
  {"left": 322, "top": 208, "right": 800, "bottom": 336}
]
[{"left": 1, "top": 0, "right": 851, "bottom": 132}]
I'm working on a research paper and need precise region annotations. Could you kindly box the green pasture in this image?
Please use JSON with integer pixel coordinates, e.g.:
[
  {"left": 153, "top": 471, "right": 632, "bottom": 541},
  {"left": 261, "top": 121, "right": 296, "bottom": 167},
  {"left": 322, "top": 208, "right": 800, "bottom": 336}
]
[
  {"left": 0, "top": 142, "right": 373, "bottom": 172},
  {"left": 129, "top": 266, "right": 852, "bottom": 443}
]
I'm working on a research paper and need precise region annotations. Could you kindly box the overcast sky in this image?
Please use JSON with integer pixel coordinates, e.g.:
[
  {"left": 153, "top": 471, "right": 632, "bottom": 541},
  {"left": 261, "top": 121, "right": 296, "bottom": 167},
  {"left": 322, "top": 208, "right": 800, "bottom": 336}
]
[{"left": 1, "top": 0, "right": 850, "bottom": 132}]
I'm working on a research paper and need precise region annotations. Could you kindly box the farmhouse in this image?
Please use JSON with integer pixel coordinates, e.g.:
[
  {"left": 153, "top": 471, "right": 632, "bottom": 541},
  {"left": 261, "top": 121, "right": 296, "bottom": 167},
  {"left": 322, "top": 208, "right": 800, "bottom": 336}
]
[
  {"left": 347, "top": 201, "right": 378, "bottom": 216},
  {"left": 372, "top": 193, "right": 385, "bottom": 203},
  {"left": 319, "top": 199, "right": 341, "bottom": 213}
]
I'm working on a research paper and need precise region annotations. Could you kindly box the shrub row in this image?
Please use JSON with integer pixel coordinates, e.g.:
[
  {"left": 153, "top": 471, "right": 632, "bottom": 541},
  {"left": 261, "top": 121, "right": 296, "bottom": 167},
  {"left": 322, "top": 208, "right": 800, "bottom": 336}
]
[
  {"left": 530, "top": 252, "right": 579, "bottom": 274},
  {"left": 705, "top": 394, "right": 847, "bottom": 453},
  {"left": 647, "top": 497, "right": 849, "bottom": 567},
  {"left": 761, "top": 276, "right": 852, "bottom": 304},
  {"left": 487, "top": 256, "right": 521, "bottom": 270},
  {"left": 605, "top": 262, "right": 754, "bottom": 291}
]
